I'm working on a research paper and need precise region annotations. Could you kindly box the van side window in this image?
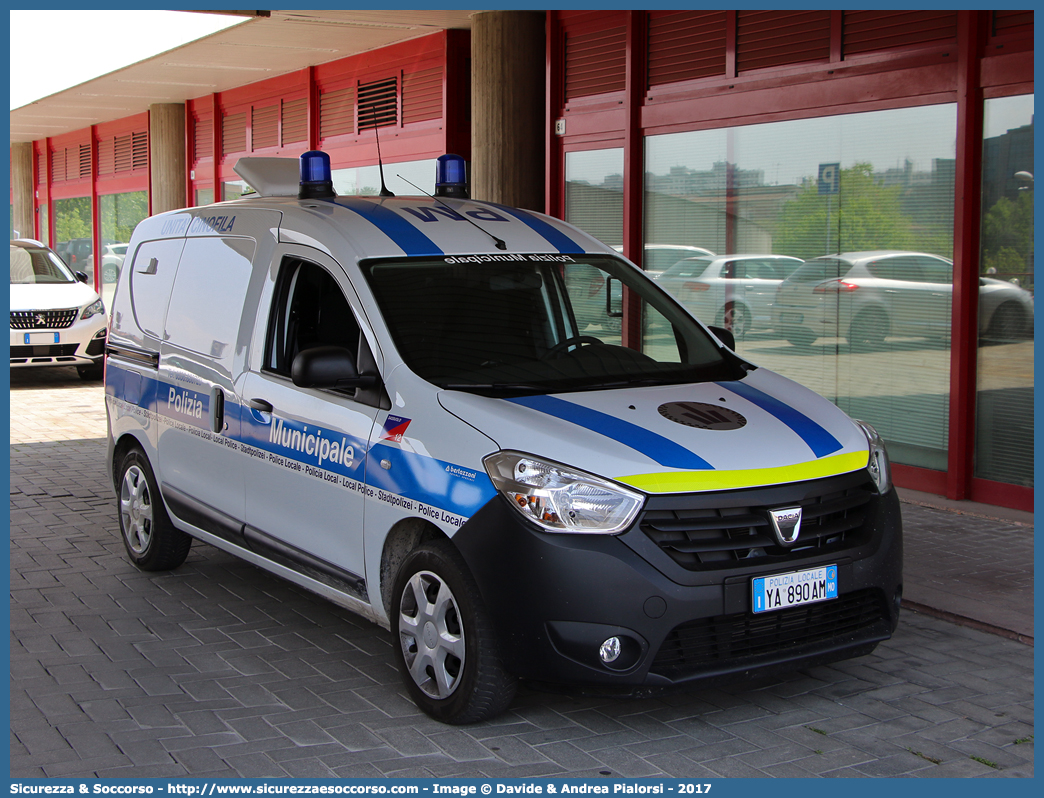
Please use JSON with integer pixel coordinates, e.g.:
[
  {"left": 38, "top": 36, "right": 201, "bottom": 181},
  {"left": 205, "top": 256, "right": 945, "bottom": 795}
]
[{"left": 264, "top": 258, "right": 361, "bottom": 378}]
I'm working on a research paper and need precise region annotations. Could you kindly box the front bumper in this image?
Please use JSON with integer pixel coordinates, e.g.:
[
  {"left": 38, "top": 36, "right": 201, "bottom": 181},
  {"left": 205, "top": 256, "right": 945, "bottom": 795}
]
[
  {"left": 10, "top": 324, "right": 107, "bottom": 368},
  {"left": 451, "top": 470, "right": 902, "bottom": 687}
]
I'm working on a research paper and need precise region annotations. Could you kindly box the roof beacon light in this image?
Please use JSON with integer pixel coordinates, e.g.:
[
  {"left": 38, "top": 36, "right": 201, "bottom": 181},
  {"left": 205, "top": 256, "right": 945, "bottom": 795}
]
[
  {"left": 435, "top": 154, "right": 469, "bottom": 199},
  {"left": 299, "top": 151, "right": 336, "bottom": 200}
]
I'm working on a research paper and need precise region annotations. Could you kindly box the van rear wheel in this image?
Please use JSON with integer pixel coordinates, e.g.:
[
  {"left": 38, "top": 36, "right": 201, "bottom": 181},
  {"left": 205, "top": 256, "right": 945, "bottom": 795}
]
[
  {"left": 117, "top": 449, "right": 191, "bottom": 571},
  {"left": 392, "top": 540, "right": 516, "bottom": 724}
]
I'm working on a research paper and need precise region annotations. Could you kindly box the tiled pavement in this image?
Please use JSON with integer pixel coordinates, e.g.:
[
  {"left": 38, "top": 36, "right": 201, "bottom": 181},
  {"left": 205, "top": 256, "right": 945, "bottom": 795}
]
[{"left": 8, "top": 367, "right": 1035, "bottom": 778}]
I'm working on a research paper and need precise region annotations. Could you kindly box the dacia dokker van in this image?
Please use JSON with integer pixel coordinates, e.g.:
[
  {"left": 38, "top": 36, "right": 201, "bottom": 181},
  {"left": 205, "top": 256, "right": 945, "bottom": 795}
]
[{"left": 105, "top": 152, "right": 902, "bottom": 724}]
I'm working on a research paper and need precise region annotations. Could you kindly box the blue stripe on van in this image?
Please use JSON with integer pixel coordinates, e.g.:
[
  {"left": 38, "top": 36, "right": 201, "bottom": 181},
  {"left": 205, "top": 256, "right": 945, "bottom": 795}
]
[
  {"left": 718, "top": 381, "right": 843, "bottom": 458},
  {"left": 335, "top": 198, "right": 444, "bottom": 257},
  {"left": 483, "top": 203, "right": 587, "bottom": 255},
  {"left": 506, "top": 394, "right": 713, "bottom": 470}
]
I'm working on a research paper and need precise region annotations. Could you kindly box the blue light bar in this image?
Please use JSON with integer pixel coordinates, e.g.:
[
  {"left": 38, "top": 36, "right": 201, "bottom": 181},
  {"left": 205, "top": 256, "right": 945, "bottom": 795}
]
[
  {"left": 299, "top": 150, "right": 336, "bottom": 199},
  {"left": 435, "top": 154, "right": 469, "bottom": 198}
]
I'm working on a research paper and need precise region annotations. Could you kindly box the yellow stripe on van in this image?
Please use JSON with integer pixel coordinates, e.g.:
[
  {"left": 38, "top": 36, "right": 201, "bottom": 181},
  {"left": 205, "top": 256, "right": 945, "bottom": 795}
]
[{"left": 617, "top": 451, "right": 870, "bottom": 494}]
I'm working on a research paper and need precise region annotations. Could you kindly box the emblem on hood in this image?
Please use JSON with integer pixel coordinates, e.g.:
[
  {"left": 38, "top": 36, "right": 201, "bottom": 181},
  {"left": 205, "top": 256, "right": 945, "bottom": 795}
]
[
  {"left": 768, "top": 507, "right": 803, "bottom": 547},
  {"left": 658, "top": 401, "right": 746, "bottom": 431}
]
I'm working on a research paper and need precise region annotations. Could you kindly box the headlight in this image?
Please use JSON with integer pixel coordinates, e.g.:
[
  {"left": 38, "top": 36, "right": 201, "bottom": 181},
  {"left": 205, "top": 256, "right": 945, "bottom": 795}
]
[
  {"left": 855, "top": 420, "right": 891, "bottom": 494},
  {"left": 81, "top": 299, "right": 105, "bottom": 320},
  {"left": 484, "top": 451, "right": 644, "bottom": 534}
]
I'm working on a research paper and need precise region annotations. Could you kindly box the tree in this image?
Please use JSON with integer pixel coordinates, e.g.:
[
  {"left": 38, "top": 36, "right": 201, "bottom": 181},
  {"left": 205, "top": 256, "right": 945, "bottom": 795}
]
[
  {"left": 773, "top": 163, "right": 917, "bottom": 258},
  {"left": 981, "top": 191, "right": 1033, "bottom": 278}
]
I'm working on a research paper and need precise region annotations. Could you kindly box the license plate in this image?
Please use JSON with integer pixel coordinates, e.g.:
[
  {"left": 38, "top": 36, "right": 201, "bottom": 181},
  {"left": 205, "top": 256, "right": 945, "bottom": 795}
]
[
  {"left": 24, "top": 332, "right": 59, "bottom": 345},
  {"left": 780, "top": 311, "right": 804, "bottom": 324},
  {"left": 752, "top": 564, "right": 837, "bottom": 614}
]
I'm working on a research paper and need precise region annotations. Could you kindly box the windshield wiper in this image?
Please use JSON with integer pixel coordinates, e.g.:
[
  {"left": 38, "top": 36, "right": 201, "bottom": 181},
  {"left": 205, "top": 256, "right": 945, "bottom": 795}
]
[{"left": 440, "top": 382, "right": 547, "bottom": 395}]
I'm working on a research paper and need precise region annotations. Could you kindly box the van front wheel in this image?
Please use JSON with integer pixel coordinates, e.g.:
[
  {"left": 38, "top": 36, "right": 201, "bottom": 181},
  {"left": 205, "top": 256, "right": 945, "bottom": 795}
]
[
  {"left": 392, "top": 541, "right": 516, "bottom": 724},
  {"left": 117, "top": 449, "right": 191, "bottom": 571}
]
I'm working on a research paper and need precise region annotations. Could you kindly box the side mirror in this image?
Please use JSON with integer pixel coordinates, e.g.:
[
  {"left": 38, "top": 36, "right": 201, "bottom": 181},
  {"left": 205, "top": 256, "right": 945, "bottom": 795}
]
[
  {"left": 709, "top": 325, "right": 735, "bottom": 350},
  {"left": 291, "top": 345, "right": 378, "bottom": 390},
  {"left": 606, "top": 277, "right": 623, "bottom": 318},
  {"left": 75, "top": 271, "right": 89, "bottom": 283}
]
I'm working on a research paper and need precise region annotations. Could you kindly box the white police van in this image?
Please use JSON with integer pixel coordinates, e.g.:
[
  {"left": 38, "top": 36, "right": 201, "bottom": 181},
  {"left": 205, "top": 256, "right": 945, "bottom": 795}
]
[{"left": 105, "top": 152, "right": 902, "bottom": 724}]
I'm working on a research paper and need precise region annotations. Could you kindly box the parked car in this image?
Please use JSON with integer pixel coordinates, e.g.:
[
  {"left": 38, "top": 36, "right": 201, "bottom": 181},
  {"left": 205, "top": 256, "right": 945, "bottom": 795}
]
[
  {"left": 9, "top": 239, "right": 107, "bottom": 379},
  {"left": 655, "top": 254, "right": 804, "bottom": 339},
  {"left": 101, "top": 242, "right": 128, "bottom": 283},
  {"left": 612, "top": 244, "right": 715, "bottom": 276},
  {"left": 55, "top": 237, "right": 93, "bottom": 270},
  {"left": 772, "top": 251, "right": 1034, "bottom": 349}
]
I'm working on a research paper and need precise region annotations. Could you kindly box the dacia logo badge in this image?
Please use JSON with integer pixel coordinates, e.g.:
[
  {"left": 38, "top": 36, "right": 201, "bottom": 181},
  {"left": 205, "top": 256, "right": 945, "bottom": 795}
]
[{"left": 768, "top": 507, "right": 802, "bottom": 547}]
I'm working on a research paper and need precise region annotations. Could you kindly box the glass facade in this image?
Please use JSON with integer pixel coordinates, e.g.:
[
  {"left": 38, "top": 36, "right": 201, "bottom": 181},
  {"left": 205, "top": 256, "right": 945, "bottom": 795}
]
[
  {"left": 331, "top": 158, "right": 438, "bottom": 197},
  {"left": 975, "top": 95, "right": 1034, "bottom": 487},
  {"left": 563, "top": 149, "right": 624, "bottom": 248},
  {"left": 645, "top": 105, "right": 958, "bottom": 471},
  {"left": 222, "top": 181, "right": 248, "bottom": 201},
  {"left": 99, "top": 190, "right": 148, "bottom": 310},
  {"left": 52, "top": 196, "right": 95, "bottom": 285}
]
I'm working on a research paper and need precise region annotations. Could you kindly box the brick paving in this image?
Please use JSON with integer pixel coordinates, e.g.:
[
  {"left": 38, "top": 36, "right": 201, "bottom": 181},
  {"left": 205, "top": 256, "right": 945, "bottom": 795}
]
[{"left": 8, "top": 367, "right": 1035, "bottom": 779}]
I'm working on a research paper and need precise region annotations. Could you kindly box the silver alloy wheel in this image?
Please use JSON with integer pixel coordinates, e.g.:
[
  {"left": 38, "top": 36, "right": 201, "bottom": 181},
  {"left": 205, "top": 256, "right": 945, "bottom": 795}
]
[
  {"left": 398, "top": 570, "right": 466, "bottom": 700},
  {"left": 120, "top": 464, "right": 153, "bottom": 555}
]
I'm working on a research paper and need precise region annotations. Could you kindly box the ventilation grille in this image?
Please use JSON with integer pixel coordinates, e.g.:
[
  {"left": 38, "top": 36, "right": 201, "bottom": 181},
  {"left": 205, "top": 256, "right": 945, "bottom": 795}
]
[
  {"left": 11, "top": 309, "right": 79, "bottom": 330},
  {"left": 358, "top": 76, "right": 399, "bottom": 132},
  {"left": 131, "top": 131, "right": 148, "bottom": 170},
  {"left": 222, "top": 112, "right": 247, "bottom": 156},
  {"left": 100, "top": 131, "right": 148, "bottom": 174},
  {"left": 320, "top": 86, "right": 355, "bottom": 140},
  {"left": 843, "top": 10, "right": 956, "bottom": 56},
  {"left": 737, "top": 10, "right": 831, "bottom": 73},
  {"left": 193, "top": 118, "right": 213, "bottom": 162},
  {"left": 403, "top": 67, "right": 443, "bottom": 125},
  {"left": 650, "top": 588, "right": 889, "bottom": 680},
  {"left": 251, "top": 104, "right": 279, "bottom": 150},
  {"left": 648, "top": 11, "right": 727, "bottom": 86},
  {"left": 993, "top": 9, "right": 1033, "bottom": 36},
  {"left": 50, "top": 144, "right": 91, "bottom": 183},
  {"left": 565, "top": 24, "right": 627, "bottom": 100},
  {"left": 37, "top": 153, "right": 45, "bottom": 186},
  {"left": 281, "top": 98, "right": 307, "bottom": 145}
]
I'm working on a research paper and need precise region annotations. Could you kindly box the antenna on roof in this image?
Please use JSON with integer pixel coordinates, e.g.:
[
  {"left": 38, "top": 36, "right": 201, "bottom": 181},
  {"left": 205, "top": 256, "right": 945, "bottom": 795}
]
[
  {"left": 370, "top": 107, "right": 394, "bottom": 197},
  {"left": 398, "top": 173, "right": 507, "bottom": 251}
]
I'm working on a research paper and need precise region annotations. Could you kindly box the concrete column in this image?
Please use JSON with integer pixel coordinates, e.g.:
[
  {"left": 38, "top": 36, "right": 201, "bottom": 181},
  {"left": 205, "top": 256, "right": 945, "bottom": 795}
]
[
  {"left": 10, "top": 142, "right": 34, "bottom": 239},
  {"left": 149, "top": 103, "right": 187, "bottom": 214},
  {"left": 471, "top": 10, "right": 545, "bottom": 211}
]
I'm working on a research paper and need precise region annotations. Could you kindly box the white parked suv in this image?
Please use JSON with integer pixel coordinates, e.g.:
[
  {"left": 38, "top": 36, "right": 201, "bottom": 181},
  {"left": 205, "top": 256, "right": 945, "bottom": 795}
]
[{"left": 10, "top": 239, "right": 108, "bottom": 379}]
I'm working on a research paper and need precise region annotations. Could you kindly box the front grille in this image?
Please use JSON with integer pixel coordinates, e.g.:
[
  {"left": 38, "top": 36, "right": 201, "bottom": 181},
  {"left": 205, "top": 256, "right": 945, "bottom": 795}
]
[
  {"left": 10, "top": 344, "right": 81, "bottom": 359},
  {"left": 10, "top": 309, "right": 78, "bottom": 329},
  {"left": 651, "top": 588, "right": 888, "bottom": 679},
  {"left": 639, "top": 479, "right": 874, "bottom": 571}
]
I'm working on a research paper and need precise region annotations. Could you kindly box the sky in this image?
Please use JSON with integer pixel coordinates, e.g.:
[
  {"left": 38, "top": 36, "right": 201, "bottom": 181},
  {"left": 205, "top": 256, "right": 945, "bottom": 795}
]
[{"left": 9, "top": 10, "right": 247, "bottom": 110}]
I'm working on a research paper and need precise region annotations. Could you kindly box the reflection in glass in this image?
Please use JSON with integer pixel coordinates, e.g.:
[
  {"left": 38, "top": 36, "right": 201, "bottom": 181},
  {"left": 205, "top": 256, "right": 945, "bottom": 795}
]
[
  {"left": 195, "top": 188, "right": 215, "bottom": 207},
  {"left": 645, "top": 105, "right": 957, "bottom": 471},
  {"left": 564, "top": 149, "right": 624, "bottom": 248},
  {"left": 223, "top": 181, "right": 249, "bottom": 201},
  {"left": 99, "top": 190, "right": 148, "bottom": 312},
  {"left": 53, "top": 196, "right": 94, "bottom": 285},
  {"left": 975, "top": 95, "right": 1034, "bottom": 487},
  {"left": 331, "top": 159, "right": 437, "bottom": 197}
]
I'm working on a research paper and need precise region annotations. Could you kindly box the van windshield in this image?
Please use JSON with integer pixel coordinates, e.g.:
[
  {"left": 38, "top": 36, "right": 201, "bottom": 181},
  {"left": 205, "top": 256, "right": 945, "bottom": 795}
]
[{"left": 363, "top": 254, "right": 747, "bottom": 395}]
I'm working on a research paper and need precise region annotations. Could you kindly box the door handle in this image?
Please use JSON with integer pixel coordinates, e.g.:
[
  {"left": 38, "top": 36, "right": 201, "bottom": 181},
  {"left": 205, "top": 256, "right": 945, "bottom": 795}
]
[
  {"left": 246, "top": 397, "right": 273, "bottom": 413},
  {"left": 210, "top": 386, "right": 225, "bottom": 433}
]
